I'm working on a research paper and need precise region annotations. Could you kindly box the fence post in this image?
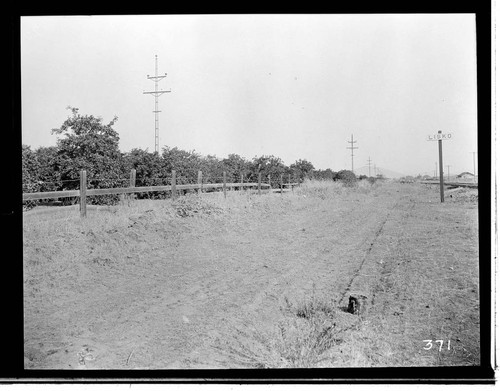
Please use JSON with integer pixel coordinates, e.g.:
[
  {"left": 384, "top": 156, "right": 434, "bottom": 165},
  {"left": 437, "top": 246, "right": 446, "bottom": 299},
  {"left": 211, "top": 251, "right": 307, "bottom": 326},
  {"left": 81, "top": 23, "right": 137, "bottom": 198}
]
[
  {"left": 223, "top": 171, "right": 227, "bottom": 198},
  {"left": 268, "top": 174, "right": 271, "bottom": 191},
  {"left": 129, "top": 169, "right": 136, "bottom": 203},
  {"left": 258, "top": 172, "right": 262, "bottom": 195},
  {"left": 280, "top": 174, "right": 283, "bottom": 195},
  {"left": 240, "top": 173, "right": 244, "bottom": 192},
  {"left": 171, "top": 170, "right": 177, "bottom": 200},
  {"left": 80, "top": 169, "right": 87, "bottom": 218},
  {"left": 198, "top": 170, "right": 203, "bottom": 194}
]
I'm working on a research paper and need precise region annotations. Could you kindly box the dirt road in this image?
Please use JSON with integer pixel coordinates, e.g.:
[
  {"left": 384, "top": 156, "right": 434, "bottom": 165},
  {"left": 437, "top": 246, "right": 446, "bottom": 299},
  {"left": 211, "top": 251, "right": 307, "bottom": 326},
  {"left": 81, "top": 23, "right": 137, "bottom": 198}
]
[{"left": 23, "top": 182, "right": 479, "bottom": 368}]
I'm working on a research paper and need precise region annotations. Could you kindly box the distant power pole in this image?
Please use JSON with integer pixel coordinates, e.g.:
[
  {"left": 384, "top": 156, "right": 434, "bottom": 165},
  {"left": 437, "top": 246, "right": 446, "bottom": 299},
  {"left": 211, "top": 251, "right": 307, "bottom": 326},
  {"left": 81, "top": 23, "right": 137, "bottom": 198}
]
[
  {"left": 346, "top": 134, "right": 358, "bottom": 172},
  {"left": 446, "top": 165, "right": 451, "bottom": 181},
  {"left": 367, "top": 156, "right": 372, "bottom": 177},
  {"left": 470, "top": 151, "right": 476, "bottom": 182},
  {"left": 143, "top": 55, "right": 171, "bottom": 154}
]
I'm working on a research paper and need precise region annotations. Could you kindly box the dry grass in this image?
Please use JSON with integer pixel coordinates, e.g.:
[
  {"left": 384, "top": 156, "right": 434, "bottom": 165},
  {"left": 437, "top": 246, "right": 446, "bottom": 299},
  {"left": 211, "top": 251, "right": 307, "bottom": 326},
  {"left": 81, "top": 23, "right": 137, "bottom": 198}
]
[{"left": 23, "top": 181, "right": 479, "bottom": 369}]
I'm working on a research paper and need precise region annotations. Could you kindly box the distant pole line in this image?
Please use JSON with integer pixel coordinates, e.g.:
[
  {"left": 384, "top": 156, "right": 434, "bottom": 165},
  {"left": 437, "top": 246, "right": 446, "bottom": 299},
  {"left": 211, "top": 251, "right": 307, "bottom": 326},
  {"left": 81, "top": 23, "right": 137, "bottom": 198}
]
[
  {"left": 346, "top": 134, "right": 358, "bottom": 173},
  {"left": 446, "top": 164, "right": 451, "bottom": 181},
  {"left": 367, "top": 156, "right": 372, "bottom": 177},
  {"left": 143, "top": 55, "right": 171, "bottom": 154}
]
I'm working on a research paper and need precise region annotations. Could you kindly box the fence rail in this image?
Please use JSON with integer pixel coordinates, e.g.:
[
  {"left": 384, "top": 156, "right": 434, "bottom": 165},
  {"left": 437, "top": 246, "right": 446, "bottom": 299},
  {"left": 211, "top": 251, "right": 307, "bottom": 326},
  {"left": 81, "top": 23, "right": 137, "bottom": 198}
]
[{"left": 23, "top": 169, "right": 299, "bottom": 217}]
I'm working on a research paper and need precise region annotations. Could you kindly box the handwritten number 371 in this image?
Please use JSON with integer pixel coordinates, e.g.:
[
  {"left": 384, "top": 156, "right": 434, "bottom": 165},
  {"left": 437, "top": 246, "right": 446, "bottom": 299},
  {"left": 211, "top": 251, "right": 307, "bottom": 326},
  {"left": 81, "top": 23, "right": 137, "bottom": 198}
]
[{"left": 423, "top": 340, "right": 451, "bottom": 351}]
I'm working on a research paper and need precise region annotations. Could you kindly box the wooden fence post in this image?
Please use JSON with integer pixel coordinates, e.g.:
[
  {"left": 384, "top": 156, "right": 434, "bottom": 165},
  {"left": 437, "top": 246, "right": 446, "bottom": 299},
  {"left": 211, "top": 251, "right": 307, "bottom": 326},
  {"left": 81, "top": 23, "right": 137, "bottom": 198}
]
[
  {"left": 80, "top": 169, "right": 87, "bottom": 218},
  {"left": 268, "top": 174, "right": 271, "bottom": 190},
  {"left": 240, "top": 173, "right": 244, "bottom": 192},
  {"left": 258, "top": 172, "right": 262, "bottom": 195},
  {"left": 198, "top": 170, "right": 203, "bottom": 194},
  {"left": 223, "top": 171, "right": 227, "bottom": 198},
  {"left": 171, "top": 170, "right": 177, "bottom": 200},
  {"left": 280, "top": 174, "right": 283, "bottom": 195},
  {"left": 129, "top": 169, "right": 136, "bottom": 203}
]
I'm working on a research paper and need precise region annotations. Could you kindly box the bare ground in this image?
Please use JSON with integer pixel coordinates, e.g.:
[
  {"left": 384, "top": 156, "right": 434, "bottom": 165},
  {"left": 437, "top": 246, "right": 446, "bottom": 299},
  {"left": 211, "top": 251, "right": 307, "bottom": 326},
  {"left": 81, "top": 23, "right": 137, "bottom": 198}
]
[{"left": 23, "top": 181, "right": 479, "bottom": 369}]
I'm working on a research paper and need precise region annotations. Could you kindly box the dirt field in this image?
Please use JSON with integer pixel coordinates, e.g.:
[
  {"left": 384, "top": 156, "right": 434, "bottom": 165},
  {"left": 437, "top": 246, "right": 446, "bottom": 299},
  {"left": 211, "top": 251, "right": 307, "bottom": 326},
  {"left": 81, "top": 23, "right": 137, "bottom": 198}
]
[{"left": 23, "top": 180, "right": 479, "bottom": 369}]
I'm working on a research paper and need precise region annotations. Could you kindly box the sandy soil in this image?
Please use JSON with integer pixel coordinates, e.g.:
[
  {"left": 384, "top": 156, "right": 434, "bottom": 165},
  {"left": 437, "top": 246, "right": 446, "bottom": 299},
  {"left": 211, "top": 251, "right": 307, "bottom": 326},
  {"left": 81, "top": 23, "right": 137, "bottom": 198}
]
[{"left": 23, "top": 182, "right": 479, "bottom": 369}]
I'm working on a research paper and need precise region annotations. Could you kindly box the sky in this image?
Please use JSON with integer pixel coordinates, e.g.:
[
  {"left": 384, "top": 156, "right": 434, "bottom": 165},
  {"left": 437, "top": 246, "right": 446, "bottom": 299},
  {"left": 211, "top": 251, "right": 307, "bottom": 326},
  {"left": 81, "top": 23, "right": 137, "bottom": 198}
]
[{"left": 21, "top": 14, "right": 478, "bottom": 177}]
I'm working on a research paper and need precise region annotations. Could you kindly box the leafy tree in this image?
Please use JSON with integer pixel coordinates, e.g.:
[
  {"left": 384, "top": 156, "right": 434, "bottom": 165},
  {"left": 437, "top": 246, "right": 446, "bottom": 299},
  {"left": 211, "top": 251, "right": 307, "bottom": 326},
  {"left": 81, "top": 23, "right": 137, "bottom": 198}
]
[
  {"left": 198, "top": 154, "right": 224, "bottom": 185},
  {"left": 51, "top": 107, "right": 127, "bottom": 204},
  {"left": 249, "top": 155, "right": 288, "bottom": 188},
  {"left": 222, "top": 154, "right": 252, "bottom": 183},
  {"left": 35, "top": 146, "right": 62, "bottom": 192},
  {"left": 124, "top": 148, "right": 164, "bottom": 186},
  {"left": 161, "top": 146, "right": 203, "bottom": 185},
  {"left": 22, "top": 145, "right": 41, "bottom": 194},
  {"left": 313, "top": 168, "right": 337, "bottom": 181},
  {"left": 335, "top": 169, "right": 357, "bottom": 186},
  {"left": 290, "top": 159, "right": 315, "bottom": 183}
]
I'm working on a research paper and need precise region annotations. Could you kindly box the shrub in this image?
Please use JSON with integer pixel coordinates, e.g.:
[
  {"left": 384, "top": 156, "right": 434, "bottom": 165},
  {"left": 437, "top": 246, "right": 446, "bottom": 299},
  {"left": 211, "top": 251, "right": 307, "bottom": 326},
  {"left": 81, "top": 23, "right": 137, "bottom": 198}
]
[{"left": 335, "top": 170, "right": 357, "bottom": 187}]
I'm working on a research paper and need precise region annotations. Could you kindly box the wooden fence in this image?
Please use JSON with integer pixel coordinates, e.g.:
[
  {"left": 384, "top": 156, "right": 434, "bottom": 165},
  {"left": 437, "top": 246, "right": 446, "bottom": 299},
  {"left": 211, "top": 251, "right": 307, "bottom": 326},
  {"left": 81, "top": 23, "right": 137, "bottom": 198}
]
[{"left": 23, "top": 169, "right": 299, "bottom": 218}]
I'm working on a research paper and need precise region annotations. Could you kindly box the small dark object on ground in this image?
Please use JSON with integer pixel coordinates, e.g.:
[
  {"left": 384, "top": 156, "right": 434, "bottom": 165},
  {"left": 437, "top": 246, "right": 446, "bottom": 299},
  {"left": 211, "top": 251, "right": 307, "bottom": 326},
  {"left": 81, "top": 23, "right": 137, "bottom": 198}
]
[{"left": 347, "top": 293, "right": 368, "bottom": 315}]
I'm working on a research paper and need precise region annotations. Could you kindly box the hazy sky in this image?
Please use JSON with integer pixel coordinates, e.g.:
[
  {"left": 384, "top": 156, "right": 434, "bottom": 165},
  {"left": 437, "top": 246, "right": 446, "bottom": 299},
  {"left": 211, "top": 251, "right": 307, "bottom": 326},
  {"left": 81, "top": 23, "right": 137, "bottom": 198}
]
[{"left": 21, "top": 14, "right": 478, "bottom": 176}]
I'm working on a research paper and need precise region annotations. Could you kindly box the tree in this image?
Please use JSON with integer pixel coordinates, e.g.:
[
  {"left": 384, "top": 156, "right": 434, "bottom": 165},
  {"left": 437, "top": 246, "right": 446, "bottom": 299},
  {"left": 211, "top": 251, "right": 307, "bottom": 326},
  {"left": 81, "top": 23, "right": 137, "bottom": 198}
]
[
  {"left": 335, "top": 169, "right": 357, "bottom": 186},
  {"left": 290, "top": 159, "right": 315, "bottom": 182},
  {"left": 51, "top": 107, "right": 127, "bottom": 204},
  {"left": 22, "top": 144, "right": 41, "bottom": 194},
  {"left": 123, "top": 148, "right": 165, "bottom": 193},
  {"left": 249, "top": 155, "right": 288, "bottom": 187},
  {"left": 222, "top": 154, "right": 252, "bottom": 183},
  {"left": 161, "top": 146, "right": 203, "bottom": 184},
  {"left": 312, "top": 168, "right": 336, "bottom": 181},
  {"left": 35, "top": 146, "right": 62, "bottom": 192}
]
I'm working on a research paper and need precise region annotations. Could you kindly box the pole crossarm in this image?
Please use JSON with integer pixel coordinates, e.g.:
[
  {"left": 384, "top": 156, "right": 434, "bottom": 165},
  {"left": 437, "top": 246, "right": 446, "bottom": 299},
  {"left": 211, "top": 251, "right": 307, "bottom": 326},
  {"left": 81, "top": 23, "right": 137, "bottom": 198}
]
[{"left": 143, "top": 90, "right": 171, "bottom": 96}]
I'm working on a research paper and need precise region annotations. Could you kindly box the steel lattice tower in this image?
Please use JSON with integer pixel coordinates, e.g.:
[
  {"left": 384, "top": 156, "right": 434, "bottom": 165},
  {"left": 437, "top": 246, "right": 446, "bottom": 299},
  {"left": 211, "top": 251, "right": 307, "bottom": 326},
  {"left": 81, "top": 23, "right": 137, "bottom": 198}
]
[{"left": 144, "top": 55, "right": 171, "bottom": 154}]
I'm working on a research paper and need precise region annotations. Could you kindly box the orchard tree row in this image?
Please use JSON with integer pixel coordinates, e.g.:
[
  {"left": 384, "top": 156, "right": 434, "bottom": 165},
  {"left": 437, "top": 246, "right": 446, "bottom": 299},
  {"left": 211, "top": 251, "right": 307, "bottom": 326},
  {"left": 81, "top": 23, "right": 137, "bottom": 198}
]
[{"left": 22, "top": 107, "right": 356, "bottom": 204}]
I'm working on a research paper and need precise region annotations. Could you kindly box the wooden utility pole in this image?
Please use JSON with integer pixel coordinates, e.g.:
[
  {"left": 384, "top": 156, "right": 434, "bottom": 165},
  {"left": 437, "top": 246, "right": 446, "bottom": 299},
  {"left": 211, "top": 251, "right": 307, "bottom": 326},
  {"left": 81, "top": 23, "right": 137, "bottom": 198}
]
[
  {"left": 446, "top": 165, "right": 451, "bottom": 181},
  {"left": 347, "top": 134, "right": 358, "bottom": 172},
  {"left": 367, "top": 156, "right": 372, "bottom": 177},
  {"left": 427, "top": 130, "right": 452, "bottom": 203},
  {"left": 470, "top": 151, "right": 476, "bottom": 182},
  {"left": 438, "top": 136, "right": 445, "bottom": 201}
]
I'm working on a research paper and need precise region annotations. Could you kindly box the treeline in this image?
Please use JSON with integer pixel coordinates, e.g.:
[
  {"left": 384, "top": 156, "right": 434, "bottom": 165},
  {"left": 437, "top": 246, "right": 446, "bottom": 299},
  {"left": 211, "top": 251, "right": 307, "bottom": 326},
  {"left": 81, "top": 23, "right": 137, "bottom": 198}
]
[{"left": 22, "top": 107, "right": 357, "bottom": 204}]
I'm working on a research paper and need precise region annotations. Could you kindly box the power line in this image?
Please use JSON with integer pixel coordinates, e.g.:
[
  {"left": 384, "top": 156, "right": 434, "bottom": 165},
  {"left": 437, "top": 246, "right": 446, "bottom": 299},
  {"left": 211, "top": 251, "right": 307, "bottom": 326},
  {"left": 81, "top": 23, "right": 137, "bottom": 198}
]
[
  {"left": 143, "top": 55, "right": 171, "bottom": 154},
  {"left": 346, "top": 134, "right": 358, "bottom": 173}
]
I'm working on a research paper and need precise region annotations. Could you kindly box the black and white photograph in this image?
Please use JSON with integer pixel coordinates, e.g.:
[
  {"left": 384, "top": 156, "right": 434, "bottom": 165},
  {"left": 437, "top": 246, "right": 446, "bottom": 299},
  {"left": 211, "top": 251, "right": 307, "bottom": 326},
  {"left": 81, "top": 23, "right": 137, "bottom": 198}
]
[{"left": 16, "top": 11, "right": 493, "bottom": 380}]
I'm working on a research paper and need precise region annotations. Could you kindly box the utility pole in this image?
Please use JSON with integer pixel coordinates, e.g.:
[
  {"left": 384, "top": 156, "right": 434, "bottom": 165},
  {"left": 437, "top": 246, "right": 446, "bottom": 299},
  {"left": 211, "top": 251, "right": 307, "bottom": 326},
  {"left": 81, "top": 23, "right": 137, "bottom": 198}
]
[
  {"left": 470, "top": 151, "right": 476, "bottom": 182},
  {"left": 144, "top": 55, "right": 171, "bottom": 154},
  {"left": 367, "top": 156, "right": 372, "bottom": 177},
  {"left": 435, "top": 162, "right": 438, "bottom": 179},
  {"left": 446, "top": 165, "right": 451, "bottom": 181},
  {"left": 346, "top": 134, "right": 358, "bottom": 173},
  {"left": 437, "top": 131, "right": 445, "bottom": 202}
]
